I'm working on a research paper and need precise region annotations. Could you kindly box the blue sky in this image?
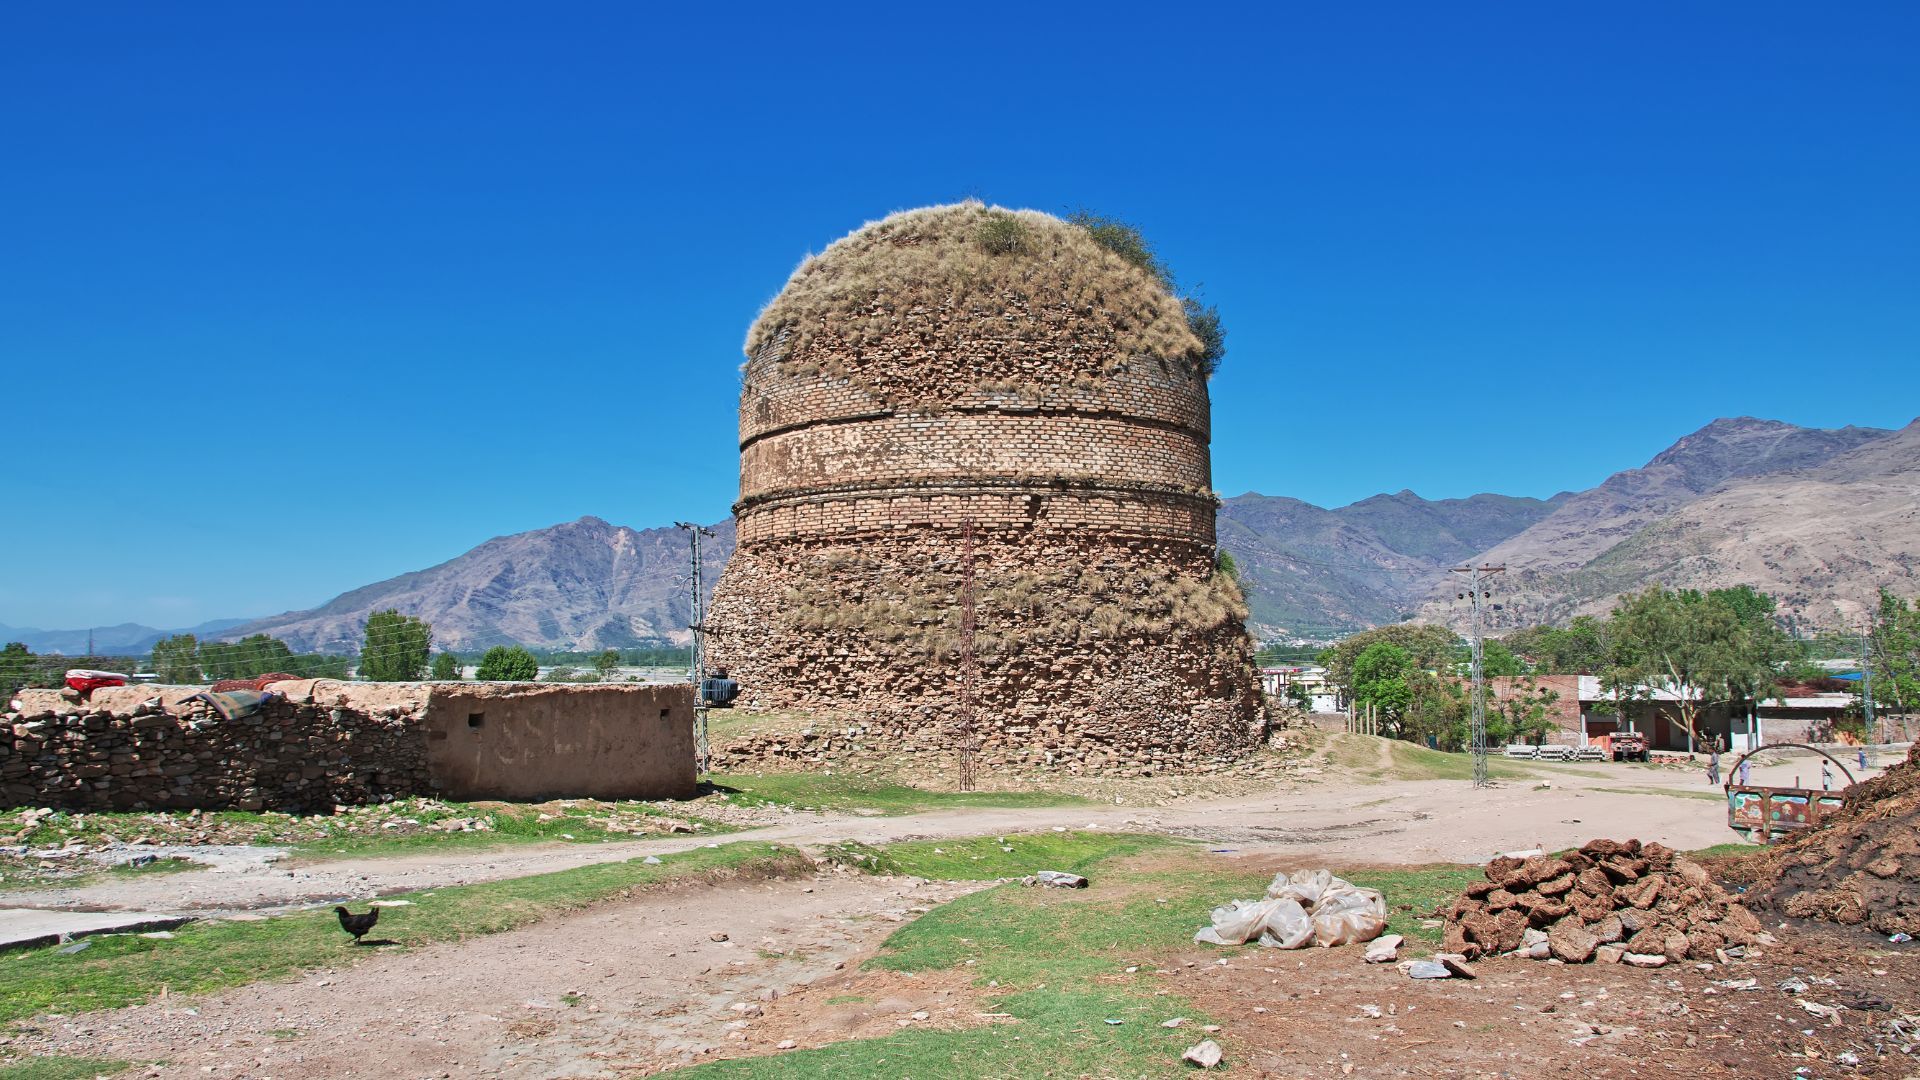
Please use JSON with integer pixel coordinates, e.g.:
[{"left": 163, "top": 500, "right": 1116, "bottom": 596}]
[{"left": 3, "top": 3, "right": 1915, "bottom": 629}]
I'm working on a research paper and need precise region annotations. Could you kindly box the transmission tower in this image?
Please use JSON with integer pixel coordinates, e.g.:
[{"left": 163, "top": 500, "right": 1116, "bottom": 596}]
[
  {"left": 1450, "top": 563, "right": 1506, "bottom": 787},
  {"left": 676, "top": 521, "right": 716, "bottom": 774}
]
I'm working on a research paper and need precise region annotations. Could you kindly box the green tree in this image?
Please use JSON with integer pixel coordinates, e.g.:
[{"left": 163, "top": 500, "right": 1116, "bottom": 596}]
[
  {"left": 1, "top": 642, "right": 34, "bottom": 699},
  {"left": 1604, "top": 586, "right": 1783, "bottom": 751},
  {"left": 475, "top": 645, "right": 539, "bottom": 681},
  {"left": 1285, "top": 680, "right": 1313, "bottom": 711},
  {"left": 430, "top": 652, "right": 462, "bottom": 680},
  {"left": 1503, "top": 616, "right": 1610, "bottom": 674},
  {"left": 1352, "top": 642, "right": 1415, "bottom": 733},
  {"left": 200, "top": 634, "right": 295, "bottom": 680},
  {"left": 360, "top": 610, "right": 432, "bottom": 681},
  {"left": 594, "top": 649, "right": 621, "bottom": 680},
  {"left": 1496, "top": 676, "right": 1563, "bottom": 746},
  {"left": 150, "top": 634, "right": 202, "bottom": 683},
  {"left": 1866, "top": 588, "right": 1920, "bottom": 721},
  {"left": 1476, "top": 640, "right": 1527, "bottom": 678},
  {"left": 1318, "top": 624, "right": 1460, "bottom": 702}
]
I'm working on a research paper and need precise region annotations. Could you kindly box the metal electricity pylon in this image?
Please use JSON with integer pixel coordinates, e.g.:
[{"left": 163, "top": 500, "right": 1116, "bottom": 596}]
[
  {"left": 676, "top": 521, "right": 716, "bottom": 773},
  {"left": 1450, "top": 563, "right": 1506, "bottom": 788}
]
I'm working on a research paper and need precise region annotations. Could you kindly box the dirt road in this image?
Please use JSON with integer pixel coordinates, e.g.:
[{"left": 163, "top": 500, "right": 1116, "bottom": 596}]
[
  {"left": 5, "top": 754, "right": 1775, "bottom": 918},
  {"left": 21, "top": 871, "right": 983, "bottom": 1078}
]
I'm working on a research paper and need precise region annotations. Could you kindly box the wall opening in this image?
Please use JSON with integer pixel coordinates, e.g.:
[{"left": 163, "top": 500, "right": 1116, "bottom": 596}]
[
  {"left": 659, "top": 708, "right": 671, "bottom": 719},
  {"left": 468, "top": 712, "right": 485, "bottom": 729}
]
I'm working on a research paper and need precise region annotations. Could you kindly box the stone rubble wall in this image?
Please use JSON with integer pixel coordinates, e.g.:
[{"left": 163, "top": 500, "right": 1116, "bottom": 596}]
[{"left": 4, "top": 681, "right": 429, "bottom": 812}]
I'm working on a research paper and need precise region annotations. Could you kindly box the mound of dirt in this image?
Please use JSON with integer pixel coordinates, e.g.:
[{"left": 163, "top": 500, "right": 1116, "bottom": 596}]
[
  {"left": 1443, "top": 839, "right": 1762, "bottom": 963},
  {"left": 1741, "top": 743, "right": 1920, "bottom": 934}
]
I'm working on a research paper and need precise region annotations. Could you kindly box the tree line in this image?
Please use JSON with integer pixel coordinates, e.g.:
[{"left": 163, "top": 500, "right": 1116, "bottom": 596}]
[{"left": 1314, "top": 584, "right": 1919, "bottom": 751}]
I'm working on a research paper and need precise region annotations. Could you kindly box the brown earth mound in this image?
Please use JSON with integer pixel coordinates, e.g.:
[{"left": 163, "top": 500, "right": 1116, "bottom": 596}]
[
  {"left": 1443, "top": 839, "right": 1762, "bottom": 963},
  {"left": 1741, "top": 743, "right": 1920, "bottom": 934}
]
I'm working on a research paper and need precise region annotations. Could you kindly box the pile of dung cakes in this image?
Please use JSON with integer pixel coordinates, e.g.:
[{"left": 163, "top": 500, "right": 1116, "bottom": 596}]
[
  {"left": 1443, "top": 839, "right": 1764, "bottom": 966},
  {"left": 1743, "top": 743, "right": 1920, "bottom": 935}
]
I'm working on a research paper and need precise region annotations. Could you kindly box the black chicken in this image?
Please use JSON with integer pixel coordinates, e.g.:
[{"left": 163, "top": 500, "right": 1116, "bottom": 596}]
[{"left": 335, "top": 905, "right": 379, "bottom": 944}]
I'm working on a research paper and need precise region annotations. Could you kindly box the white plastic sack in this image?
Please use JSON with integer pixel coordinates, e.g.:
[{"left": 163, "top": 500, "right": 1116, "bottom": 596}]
[
  {"left": 1255, "top": 898, "right": 1313, "bottom": 949},
  {"left": 1310, "top": 882, "right": 1387, "bottom": 946},
  {"left": 1196, "top": 869, "right": 1387, "bottom": 951},
  {"left": 1193, "top": 898, "right": 1280, "bottom": 946},
  {"left": 1265, "top": 868, "right": 1333, "bottom": 908}
]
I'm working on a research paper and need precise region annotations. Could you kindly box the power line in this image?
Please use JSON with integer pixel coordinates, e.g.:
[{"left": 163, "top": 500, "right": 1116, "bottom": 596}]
[
  {"left": 676, "top": 521, "right": 717, "bottom": 774},
  {"left": 1449, "top": 563, "right": 1506, "bottom": 788}
]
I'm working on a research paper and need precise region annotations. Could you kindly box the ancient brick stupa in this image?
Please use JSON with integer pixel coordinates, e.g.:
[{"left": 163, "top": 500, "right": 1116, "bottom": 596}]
[{"left": 705, "top": 203, "right": 1262, "bottom": 773}]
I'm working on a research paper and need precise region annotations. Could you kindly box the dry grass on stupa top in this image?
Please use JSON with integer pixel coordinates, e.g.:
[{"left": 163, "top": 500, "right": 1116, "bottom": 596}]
[{"left": 744, "top": 201, "right": 1203, "bottom": 371}]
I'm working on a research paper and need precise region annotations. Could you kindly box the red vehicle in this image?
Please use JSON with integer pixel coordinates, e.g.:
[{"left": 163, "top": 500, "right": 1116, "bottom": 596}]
[{"left": 1610, "top": 731, "right": 1650, "bottom": 762}]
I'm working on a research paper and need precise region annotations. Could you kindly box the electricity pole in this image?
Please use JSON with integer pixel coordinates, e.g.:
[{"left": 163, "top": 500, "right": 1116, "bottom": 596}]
[
  {"left": 1450, "top": 564, "right": 1506, "bottom": 788},
  {"left": 676, "top": 521, "right": 716, "bottom": 773},
  {"left": 1860, "top": 627, "right": 1876, "bottom": 743}
]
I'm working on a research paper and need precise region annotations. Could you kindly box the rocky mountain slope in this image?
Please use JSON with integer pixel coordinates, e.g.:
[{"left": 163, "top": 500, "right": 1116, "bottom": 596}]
[
  {"left": 205, "top": 416, "right": 1916, "bottom": 652},
  {"left": 1501, "top": 420, "right": 1920, "bottom": 630},
  {"left": 227, "top": 517, "right": 734, "bottom": 653},
  {"left": 1465, "top": 417, "right": 1889, "bottom": 574},
  {"left": 1417, "top": 418, "right": 1914, "bottom": 631},
  {"left": 1217, "top": 491, "right": 1564, "bottom": 636}
]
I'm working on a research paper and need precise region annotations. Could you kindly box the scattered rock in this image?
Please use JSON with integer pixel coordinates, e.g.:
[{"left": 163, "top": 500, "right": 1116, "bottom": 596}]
[
  {"left": 1364, "top": 934, "right": 1403, "bottom": 964},
  {"left": 1623, "top": 953, "right": 1669, "bottom": 968},
  {"left": 1183, "top": 1039, "right": 1224, "bottom": 1069}
]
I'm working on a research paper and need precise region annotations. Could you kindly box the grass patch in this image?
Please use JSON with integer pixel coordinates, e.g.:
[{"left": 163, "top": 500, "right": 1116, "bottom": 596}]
[
  {"left": 1319, "top": 734, "right": 1538, "bottom": 782},
  {"left": 1591, "top": 786, "right": 1724, "bottom": 802},
  {"left": 0, "top": 1057, "right": 129, "bottom": 1080},
  {"left": 289, "top": 801, "right": 730, "bottom": 860},
  {"left": 0, "top": 841, "right": 803, "bottom": 1023},
  {"left": 705, "top": 774, "right": 1090, "bottom": 817},
  {"left": 1687, "top": 842, "right": 1759, "bottom": 859},
  {"left": 0, "top": 799, "right": 730, "bottom": 875},
  {"left": 688, "top": 839, "right": 1486, "bottom": 1078},
  {"left": 825, "top": 832, "right": 1171, "bottom": 881}
]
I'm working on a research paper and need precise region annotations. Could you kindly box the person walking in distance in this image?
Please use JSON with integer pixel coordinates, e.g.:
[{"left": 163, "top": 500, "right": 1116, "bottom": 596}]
[{"left": 1707, "top": 743, "right": 1721, "bottom": 786}]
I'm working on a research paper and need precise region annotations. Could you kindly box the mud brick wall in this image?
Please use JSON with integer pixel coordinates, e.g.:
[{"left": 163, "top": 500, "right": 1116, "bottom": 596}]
[{"left": 709, "top": 282, "right": 1264, "bottom": 773}]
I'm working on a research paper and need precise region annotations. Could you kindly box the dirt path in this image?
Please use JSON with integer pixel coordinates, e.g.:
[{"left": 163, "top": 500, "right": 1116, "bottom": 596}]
[
  {"left": 3, "top": 755, "right": 1768, "bottom": 918},
  {"left": 21, "top": 872, "right": 984, "bottom": 1078}
]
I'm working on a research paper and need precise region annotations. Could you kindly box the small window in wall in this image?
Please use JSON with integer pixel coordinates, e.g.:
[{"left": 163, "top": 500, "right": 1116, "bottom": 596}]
[
  {"left": 660, "top": 708, "right": 671, "bottom": 719},
  {"left": 468, "top": 713, "right": 485, "bottom": 729}
]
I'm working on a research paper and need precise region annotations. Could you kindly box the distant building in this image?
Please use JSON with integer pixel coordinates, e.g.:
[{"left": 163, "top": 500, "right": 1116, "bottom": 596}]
[{"left": 1493, "top": 675, "right": 1861, "bottom": 752}]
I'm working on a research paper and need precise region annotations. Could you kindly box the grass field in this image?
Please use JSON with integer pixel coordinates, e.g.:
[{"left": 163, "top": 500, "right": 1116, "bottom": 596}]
[
  {"left": 0, "top": 1057, "right": 130, "bottom": 1080},
  {"left": 705, "top": 774, "right": 1093, "bottom": 816},
  {"left": 1316, "top": 732, "right": 1542, "bottom": 781},
  {"left": 686, "top": 834, "right": 1480, "bottom": 1078},
  {"left": 0, "top": 799, "right": 730, "bottom": 877}
]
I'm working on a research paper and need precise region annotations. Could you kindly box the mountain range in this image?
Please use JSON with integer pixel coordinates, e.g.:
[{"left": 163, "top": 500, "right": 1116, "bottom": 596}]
[
  {"left": 0, "top": 619, "right": 249, "bottom": 657},
  {"left": 10, "top": 415, "right": 1914, "bottom": 653}
]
